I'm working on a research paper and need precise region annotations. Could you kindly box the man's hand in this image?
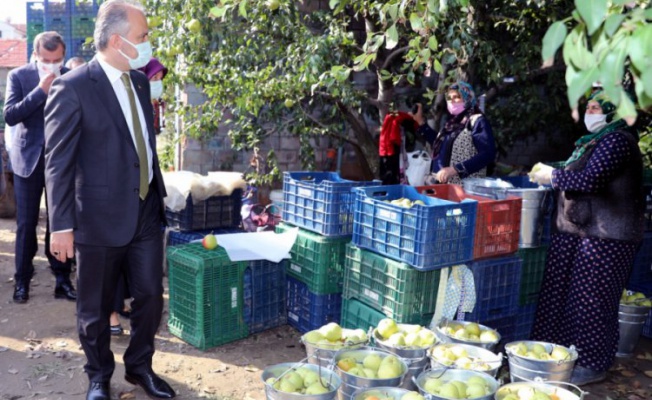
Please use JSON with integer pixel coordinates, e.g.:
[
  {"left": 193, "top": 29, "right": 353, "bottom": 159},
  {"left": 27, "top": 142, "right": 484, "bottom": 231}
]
[
  {"left": 39, "top": 73, "right": 56, "bottom": 96},
  {"left": 410, "top": 103, "right": 425, "bottom": 126},
  {"left": 436, "top": 166, "right": 458, "bottom": 183},
  {"left": 50, "top": 231, "right": 74, "bottom": 263}
]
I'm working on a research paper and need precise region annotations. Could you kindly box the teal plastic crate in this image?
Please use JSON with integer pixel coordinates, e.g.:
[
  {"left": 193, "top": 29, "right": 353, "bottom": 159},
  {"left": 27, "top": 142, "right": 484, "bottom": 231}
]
[
  {"left": 167, "top": 243, "right": 248, "bottom": 350},
  {"left": 276, "top": 222, "right": 349, "bottom": 294},
  {"left": 340, "top": 297, "right": 387, "bottom": 331},
  {"left": 343, "top": 244, "right": 441, "bottom": 324},
  {"left": 517, "top": 246, "right": 548, "bottom": 305}
]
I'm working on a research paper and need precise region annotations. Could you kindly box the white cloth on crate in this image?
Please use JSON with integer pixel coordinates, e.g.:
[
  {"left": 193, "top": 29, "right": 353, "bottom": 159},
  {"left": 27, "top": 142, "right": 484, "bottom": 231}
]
[{"left": 429, "top": 264, "right": 476, "bottom": 329}]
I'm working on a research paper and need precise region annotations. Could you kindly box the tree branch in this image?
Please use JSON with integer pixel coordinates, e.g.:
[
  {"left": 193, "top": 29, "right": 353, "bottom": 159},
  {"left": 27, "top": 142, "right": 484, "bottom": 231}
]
[{"left": 381, "top": 45, "right": 410, "bottom": 70}]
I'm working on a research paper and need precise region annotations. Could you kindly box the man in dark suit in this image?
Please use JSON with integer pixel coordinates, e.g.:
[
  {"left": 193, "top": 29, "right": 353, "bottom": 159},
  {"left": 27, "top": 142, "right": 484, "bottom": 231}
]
[
  {"left": 44, "top": 1, "right": 175, "bottom": 399},
  {"left": 3, "top": 31, "right": 76, "bottom": 304}
]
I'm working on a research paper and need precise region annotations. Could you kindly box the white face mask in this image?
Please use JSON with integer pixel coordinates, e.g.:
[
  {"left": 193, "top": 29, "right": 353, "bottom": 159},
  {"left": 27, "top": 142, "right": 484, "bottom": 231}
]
[
  {"left": 118, "top": 36, "right": 153, "bottom": 70},
  {"left": 584, "top": 114, "right": 607, "bottom": 133},
  {"left": 38, "top": 60, "right": 62, "bottom": 76},
  {"left": 150, "top": 80, "right": 163, "bottom": 99}
]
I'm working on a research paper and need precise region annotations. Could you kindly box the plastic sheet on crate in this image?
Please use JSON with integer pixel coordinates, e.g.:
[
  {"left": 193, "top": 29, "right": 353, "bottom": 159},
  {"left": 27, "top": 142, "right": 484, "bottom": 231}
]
[
  {"left": 418, "top": 185, "right": 521, "bottom": 260},
  {"left": 286, "top": 276, "right": 342, "bottom": 333},
  {"left": 343, "top": 244, "right": 441, "bottom": 324},
  {"left": 166, "top": 243, "right": 248, "bottom": 350},
  {"left": 243, "top": 260, "right": 287, "bottom": 334},
  {"left": 518, "top": 246, "right": 549, "bottom": 305},
  {"left": 340, "top": 297, "right": 387, "bottom": 331},
  {"left": 352, "top": 185, "right": 476, "bottom": 270},
  {"left": 165, "top": 189, "right": 243, "bottom": 231},
  {"left": 282, "top": 172, "right": 379, "bottom": 237},
  {"left": 629, "top": 232, "right": 652, "bottom": 286},
  {"left": 276, "top": 222, "right": 348, "bottom": 294},
  {"left": 460, "top": 255, "right": 522, "bottom": 321}
]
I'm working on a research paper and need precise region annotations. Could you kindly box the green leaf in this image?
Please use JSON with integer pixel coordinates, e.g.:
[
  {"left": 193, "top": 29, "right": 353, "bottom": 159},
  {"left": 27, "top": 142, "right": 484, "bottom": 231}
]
[
  {"left": 542, "top": 21, "right": 567, "bottom": 66},
  {"left": 409, "top": 13, "right": 423, "bottom": 32},
  {"left": 599, "top": 36, "right": 628, "bottom": 90},
  {"left": 210, "top": 6, "right": 227, "bottom": 19},
  {"left": 388, "top": 4, "right": 399, "bottom": 20},
  {"left": 428, "top": 36, "right": 438, "bottom": 51},
  {"left": 427, "top": 0, "right": 437, "bottom": 13},
  {"left": 643, "top": 68, "right": 652, "bottom": 97},
  {"left": 386, "top": 24, "right": 399, "bottom": 49},
  {"left": 575, "top": 0, "right": 607, "bottom": 35},
  {"left": 238, "top": 1, "right": 247, "bottom": 18},
  {"left": 433, "top": 59, "right": 443, "bottom": 74},
  {"left": 603, "top": 14, "right": 625, "bottom": 38},
  {"left": 634, "top": 78, "right": 652, "bottom": 109},
  {"left": 567, "top": 28, "right": 595, "bottom": 70},
  {"left": 568, "top": 66, "right": 599, "bottom": 108},
  {"left": 459, "top": 0, "right": 470, "bottom": 7},
  {"left": 616, "top": 89, "right": 637, "bottom": 125},
  {"left": 629, "top": 25, "right": 652, "bottom": 72},
  {"left": 329, "top": 0, "right": 340, "bottom": 9}
]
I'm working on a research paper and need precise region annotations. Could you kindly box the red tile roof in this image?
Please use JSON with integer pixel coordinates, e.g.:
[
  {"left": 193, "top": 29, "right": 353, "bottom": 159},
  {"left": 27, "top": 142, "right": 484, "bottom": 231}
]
[{"left": 0, "top": 39, "right": 27, "bottom": 68}]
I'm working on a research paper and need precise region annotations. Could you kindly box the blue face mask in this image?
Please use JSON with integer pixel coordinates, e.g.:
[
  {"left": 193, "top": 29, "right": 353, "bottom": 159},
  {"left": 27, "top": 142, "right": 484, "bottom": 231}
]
[
  {"left": 150, "top": 80, "right": 163, "bottom": 99},
  {"left": 118, "top": 36, "right": 152, "bottom": 69}
]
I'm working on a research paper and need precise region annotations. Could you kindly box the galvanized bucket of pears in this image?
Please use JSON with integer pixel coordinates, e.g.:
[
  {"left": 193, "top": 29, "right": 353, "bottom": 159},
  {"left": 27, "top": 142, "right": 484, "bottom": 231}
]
[
  {"left": 301, "top": 323, "right": 369, "bottom": 368},
  {"left": 372, "top": 319, "right": 439, "bottom": 391},
  {"left": 428, "top": 343, "right": 503, "bottom": 377},
  {"left": 414, "top": 368, "right": 499, "bottom": 400},
  {"left": 617, "top": 290, "right": 652, "bottom": 357},
  {"left": 332, "top": 346, "right": 409, "bottom": 400},
  {"left": 435, "top": 319, "right": 501, "bottom": 352},
  {"left": 505, "top": 341, "right": 578, "bottom": 383},
  {"left": 495, "top": 378, "right": 586, "bottom": 400},
  {"left": 349, "top": 386, "right": 418, "bottom": 399},
  {"left": 262, "top": 362, "right": 342, "bottom": 400}
]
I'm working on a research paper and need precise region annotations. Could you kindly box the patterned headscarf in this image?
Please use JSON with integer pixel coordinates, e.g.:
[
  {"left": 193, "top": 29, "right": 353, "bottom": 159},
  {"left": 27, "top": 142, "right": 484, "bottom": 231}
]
[
  {"left": 565, "top": 90, "right": 627, "bottom": 166},
  {"left": 449, "top": 81, "right": 477, "bottom": 110}
]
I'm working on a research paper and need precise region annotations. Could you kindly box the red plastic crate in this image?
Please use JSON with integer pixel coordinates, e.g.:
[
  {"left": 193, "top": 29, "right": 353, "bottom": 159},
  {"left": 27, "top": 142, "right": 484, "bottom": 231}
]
[{"left": 418, "top": 185, "right": 521, "bottom": 260}]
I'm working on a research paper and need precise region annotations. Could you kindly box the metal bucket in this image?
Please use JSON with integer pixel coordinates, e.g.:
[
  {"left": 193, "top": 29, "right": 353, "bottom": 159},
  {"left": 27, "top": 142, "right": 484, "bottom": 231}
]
[
  {"left": 463, "top": 178, "right": 550, "bottom": 248},
  {"left": 372, "top": 328, "right": 435, "bottom": 391},
  {"left": 302, "top": 329, "right": 369, "bottom": 368},
  {"left": 332, "top": 347, "right": 408, "bottom": 400},
  {"left": 616, "top": 303, "right": 651, "bottom": 357},
  {"left": 435, "top": 320, "right": 501, "bottom": 352},
  {"left": 262, "top": 362, "right": 341, "bottom": 400},
  {"left": 495, "top": 380, "right": 586, "bottom": 400},
  {"left": 428, "top": 343, "right": 503, "bottom": 377},
  {"left": 414, "top": 368, "right": 499, "bottom": 400},
  {"left": 350, "top": 387, "right": 412, "bottom": 400},
  {"left": 505, "top": 341, "right": 577, "bottom": 383}
]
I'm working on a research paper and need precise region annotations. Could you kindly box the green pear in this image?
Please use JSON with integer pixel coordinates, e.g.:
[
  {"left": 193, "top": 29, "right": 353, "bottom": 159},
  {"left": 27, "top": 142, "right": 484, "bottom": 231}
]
[
  {"left": 318, "top": 322, "right": 343, "bottom": 341},
  {"left": 438, "top": 383, "right": 461, "bottom": 399},
  {"left": 282, "top": 372, "right": 303, "bottom": 390},
  {"left": 531, "top": 343, "right": 547, "bottom": 356},
  {"left": 305, "top": 381, "right": 330, "bottom": 394},
  {"left": 377, "top": 318, "right": 399, "bottom": 339},
  {"left": 450, "top": 380, "right": 467, "bottom": 397},
  {"left": 550, "top": 346, "right": 570, "bottom": 361},
  {"left": 464, "top": 322, "right": 481, "bottom": 336},
  {"left": 467, "top": 375, "right": 487, "bottom": 387},
  {"left": 400, "top": 392, "right": 426, "bottom": 400},
  {"left": 424, "top": 377, "right": 443, "bottom": 394},
  {"left": 466, "top": 383, "right": 488, "bottom": 398},
  {"left": 363, "top": 354, "right": 382, "bottom": 371}
]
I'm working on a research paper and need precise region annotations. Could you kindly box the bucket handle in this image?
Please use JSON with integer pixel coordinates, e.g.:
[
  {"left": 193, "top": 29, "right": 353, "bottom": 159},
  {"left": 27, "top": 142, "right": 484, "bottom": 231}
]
[{"left": 531, "top": 377, "right": 588, "bottom": 400}]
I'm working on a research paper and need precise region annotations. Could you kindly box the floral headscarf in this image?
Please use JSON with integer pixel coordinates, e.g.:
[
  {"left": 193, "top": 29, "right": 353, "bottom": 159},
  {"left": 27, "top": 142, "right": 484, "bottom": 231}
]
[{"left": 449, "top": 81, "right": 477, "bottom": 110}]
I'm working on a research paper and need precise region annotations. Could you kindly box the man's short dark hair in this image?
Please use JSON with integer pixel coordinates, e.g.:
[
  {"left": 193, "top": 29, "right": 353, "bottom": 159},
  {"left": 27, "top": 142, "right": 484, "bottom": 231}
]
[{"left": 33, "top": 31, "right": 66, "bottom": 55}]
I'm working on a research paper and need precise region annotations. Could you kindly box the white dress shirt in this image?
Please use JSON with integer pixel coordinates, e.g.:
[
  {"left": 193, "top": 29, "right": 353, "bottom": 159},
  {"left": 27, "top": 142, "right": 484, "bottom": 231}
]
[{"left": 96, "top": 58, "right": 153, "bottom": 183}]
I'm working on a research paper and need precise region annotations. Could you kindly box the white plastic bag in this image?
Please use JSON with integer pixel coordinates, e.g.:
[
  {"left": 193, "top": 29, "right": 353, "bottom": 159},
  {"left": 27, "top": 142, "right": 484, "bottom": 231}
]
[{"left": 405, "top": 150, "right": 431, "bottom": 186}]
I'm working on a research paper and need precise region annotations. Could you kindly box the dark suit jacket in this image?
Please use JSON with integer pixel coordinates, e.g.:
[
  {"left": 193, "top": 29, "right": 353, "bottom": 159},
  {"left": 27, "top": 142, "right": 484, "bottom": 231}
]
[
  {"left": 44, "top": 59, "right": 167, "bottom": 247},
  {"left": 3, "top": 62, "right": 70, "bottom": 178}
]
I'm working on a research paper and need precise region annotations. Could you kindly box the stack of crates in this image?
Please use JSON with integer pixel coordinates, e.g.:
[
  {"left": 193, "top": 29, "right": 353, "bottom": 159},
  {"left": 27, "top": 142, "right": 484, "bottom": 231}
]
[
  {"left": 279, "top": 172, "right": 379, "bottom": 333},
  {"left": 25, "top": 0, "right": 100, "bottom": 62},
  {"left": 342, "top": 184, "right": 478, "bottom": 331},
  {"left": 631, "top": 169, "right": 652, "bottom": 338}
]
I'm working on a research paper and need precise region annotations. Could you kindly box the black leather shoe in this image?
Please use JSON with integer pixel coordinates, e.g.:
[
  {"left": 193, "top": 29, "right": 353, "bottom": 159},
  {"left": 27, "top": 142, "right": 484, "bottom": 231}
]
[
  {"left": 125, "top": 370, "right": 176, "bottom": 399},
  {"left": 54, "top": 281, "right": 77, "bottom": 301},
  {"left": 86, "top": 381, "right": 110, "bottom": 400},
  {"left": 13, "top": 284, "right": 29, "bottom": 304}
]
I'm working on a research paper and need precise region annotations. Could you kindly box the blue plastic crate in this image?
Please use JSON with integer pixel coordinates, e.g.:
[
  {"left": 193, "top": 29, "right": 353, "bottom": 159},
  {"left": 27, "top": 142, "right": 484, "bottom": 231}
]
[
  {"left": 282, "top": 172, "right": 379, "bottom": 237},
  {"left": 460, "top": 255, "right": 522, "bottom": 321},
  {"left": 628, "top": 232, "right": 652, "bottom": 286},
  {"left": 243, "top": 260, "right": 287, "bottom": 334},
  {"left": 480, "top": 314, "right": 516, "bottom": 345},
  {"left": 27, "top": 2, "right": 45, "bottom": 23},
  {"left": 165, "top": 189, "right": 243, "bottom": 231},
  {"left": 167, "top": 227, "right": 244, "bottom": 247},
  {"left": 70, "top": 0, "right": 100, "bottom": 17},
  {"left": 352, "top": 185, "right": 477, "bottom": 270},
  {"left": 513, "top": 304, "right": 537, "bottom": 341},
  {"left": 286, "top": 276, "right": 342, "bottom": 333}
]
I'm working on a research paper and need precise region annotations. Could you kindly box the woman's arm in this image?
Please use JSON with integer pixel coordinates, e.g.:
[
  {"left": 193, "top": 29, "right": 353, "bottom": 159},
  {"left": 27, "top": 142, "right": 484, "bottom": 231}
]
[{"left": 454, "top": 116, "right": 496, "bottom": 178}]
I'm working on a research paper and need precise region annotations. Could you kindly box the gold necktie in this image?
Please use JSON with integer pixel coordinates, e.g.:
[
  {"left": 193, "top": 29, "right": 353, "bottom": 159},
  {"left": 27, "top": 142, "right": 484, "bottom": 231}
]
[{"left": 120, "top": 73, "right": 149, "bottom": 200}]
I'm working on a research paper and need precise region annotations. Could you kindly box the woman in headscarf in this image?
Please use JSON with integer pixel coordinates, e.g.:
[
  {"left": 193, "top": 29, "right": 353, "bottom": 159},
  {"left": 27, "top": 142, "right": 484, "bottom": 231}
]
[
  {"left": 412, "top": 81, "right": 496, "bottom": 185},
  {"left": 529, "top": 91, "right": 645, "bottom": 385}
]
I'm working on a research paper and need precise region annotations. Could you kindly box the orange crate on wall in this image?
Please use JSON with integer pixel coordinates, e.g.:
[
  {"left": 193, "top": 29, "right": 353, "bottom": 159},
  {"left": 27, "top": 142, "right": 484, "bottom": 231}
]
[{"left": 417, "top": 184, "right": 522, "bottom": 260}]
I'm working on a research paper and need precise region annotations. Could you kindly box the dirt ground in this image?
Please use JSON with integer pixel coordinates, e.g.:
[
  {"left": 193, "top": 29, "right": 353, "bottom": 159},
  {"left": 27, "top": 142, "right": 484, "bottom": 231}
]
[{"left": 1, "top": 206, "right": 652, "bottom": 400}]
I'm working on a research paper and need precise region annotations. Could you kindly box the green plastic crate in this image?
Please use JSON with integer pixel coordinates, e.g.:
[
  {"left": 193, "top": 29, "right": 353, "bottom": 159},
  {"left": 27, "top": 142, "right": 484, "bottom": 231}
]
[
  {"left": 517, "top": 246, "right": 549, "bottom": 305},
  {"left": 340, "top": 297, "right": 387, "bottom": 331},
  {"left": 167, "top": 243, "right": 248, "bottom": 350},
  {"left": 343, "top": 244, "right": 441, "bottom": 324},
  {"left": 276, "top": 222, "right": 349, "bottom": 294}
]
